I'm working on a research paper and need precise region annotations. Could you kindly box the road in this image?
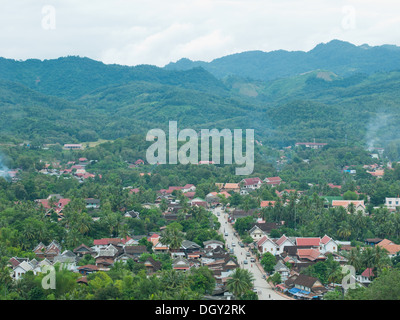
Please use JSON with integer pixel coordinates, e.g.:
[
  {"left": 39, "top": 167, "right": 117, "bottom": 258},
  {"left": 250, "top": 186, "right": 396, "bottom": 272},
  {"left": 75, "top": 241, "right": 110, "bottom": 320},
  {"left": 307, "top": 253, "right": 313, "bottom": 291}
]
[{"left": 212, "top": 206, "right": 289, "bottom": 300}]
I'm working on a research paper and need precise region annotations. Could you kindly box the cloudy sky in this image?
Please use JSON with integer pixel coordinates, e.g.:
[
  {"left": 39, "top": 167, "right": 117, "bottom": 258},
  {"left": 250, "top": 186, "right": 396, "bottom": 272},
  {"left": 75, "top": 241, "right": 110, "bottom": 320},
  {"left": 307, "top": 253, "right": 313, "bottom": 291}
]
[{"left": 0, "top": 0, "right": 399, "bottom": 67}]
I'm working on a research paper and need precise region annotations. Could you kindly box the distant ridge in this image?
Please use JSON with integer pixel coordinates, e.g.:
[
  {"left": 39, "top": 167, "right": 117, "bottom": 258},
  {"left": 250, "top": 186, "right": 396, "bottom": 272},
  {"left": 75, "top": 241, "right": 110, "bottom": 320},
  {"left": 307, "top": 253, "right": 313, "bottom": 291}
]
[{"left": 164, "top": 40, "right": 400, "bottom": 81}]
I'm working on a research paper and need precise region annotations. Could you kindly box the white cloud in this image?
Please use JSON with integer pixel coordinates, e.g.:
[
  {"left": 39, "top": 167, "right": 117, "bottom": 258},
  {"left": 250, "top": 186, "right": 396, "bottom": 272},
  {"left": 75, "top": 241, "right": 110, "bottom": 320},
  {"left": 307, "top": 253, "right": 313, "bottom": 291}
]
[{"left": 0, "top": 0, "right": 399, "bottom": 66}]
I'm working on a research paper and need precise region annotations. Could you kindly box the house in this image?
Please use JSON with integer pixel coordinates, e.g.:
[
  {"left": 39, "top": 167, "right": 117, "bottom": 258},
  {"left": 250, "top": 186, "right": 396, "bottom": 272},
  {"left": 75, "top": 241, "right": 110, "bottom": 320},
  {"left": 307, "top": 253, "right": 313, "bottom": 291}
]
[
  {"left": 222, "top": 183, "right": 240, "bottom": 193},
  {"left": 182, "top": 184, "right": 196, "bottom": 193},
  {"left": 287, "top": 274, "right": 327, "bottom": 298},
  {"left": 53, "top": 250, "right": 77, "bottom": 271},
  {"left": 172, "top": 256, "right": 191, "bottom": 271},
  {"left": 115, "top": 245, "right": 148, "bottom": 263},
  {"left": 241, "top": 177, "right": 263, "bottom": 190},
  {"left": 257, "top": 236, "right": 278, "bottom": 255},
  {"left": 376, "top": 239, "right": 400, "bottom": 257},
  {"left": 33, "top": 240, "right": 62, "bottom": 262},
  {"left": 153, "top": 241, "right": 169, "bottom": 254},
  {"left": 248, "top": 222, "right": 279, "bottom": 240},
  {"left": 95, "top": 250, "right": 117, "bottom": 271},
  {"left": 275, "top": 235, "right": 295, "bottom": 253},
  {"left": 143, "top": 257, "right": 162, "bottom": 274},
  {"left": 181, "top": 240, "right": 201, "bottom": 254},
  {"left": 320, "top": 235, "right": 339, "bottom": 254},
  {"left": 9, "top": 257, "right": 49, "bottom": 281},
  {"left": 147, "top": 233, "right": 161, "bottom": 246},
  {"left": 385, "top": 197, "right": 400, "bottom": 210},
  {"left": 331, "top": 200, "right": 366, "bottom": 214},
  {"left": 190, "top": 198, "right": 208, "bottom": 208},
  {"left": 356, "top": 268, "right": 374, "bottom": 286},
  {"left": 12, "top": 260, "right": 37, "bottom": 280},
  {"left": 296, "top": 249, "right": 326, "bottom": 262},
  {"left": 264, "top": 177, "right": 282, "bottom": 187},
  {"left": 123, "top": 245, "right": 148, "bottom": 258},
  {"left": 85, "top": 198, "right": 100, "bottom": 209},
  {"left": 73, "top": 244, "right": 96, "bottom": 258},
  {"left": 295, "top": 236, "right": 338, "bottom": 254},
  {"left": 274, "top": 260, "right": 290, "bottom": 282},
  {"left": 249, "top": 225, "right": 266, "bottom": 241}
]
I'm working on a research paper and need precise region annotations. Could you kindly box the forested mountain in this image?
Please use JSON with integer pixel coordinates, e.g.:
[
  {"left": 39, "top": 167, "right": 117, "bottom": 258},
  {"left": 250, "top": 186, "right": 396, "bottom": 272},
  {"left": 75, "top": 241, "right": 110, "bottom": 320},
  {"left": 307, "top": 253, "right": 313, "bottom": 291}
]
[
  {"left": 1, "top": 40, "right": 400, "bottom": 154},
  {"left": 165, "top": 40, "right": 400, "bottom": 81}
]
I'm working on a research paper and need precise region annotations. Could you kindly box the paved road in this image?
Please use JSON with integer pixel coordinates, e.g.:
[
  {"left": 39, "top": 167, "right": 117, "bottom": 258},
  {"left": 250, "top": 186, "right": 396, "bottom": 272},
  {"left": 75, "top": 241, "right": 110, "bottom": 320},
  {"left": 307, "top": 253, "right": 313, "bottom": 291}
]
[{"left": 212, "top": 206, "right": 289, "bottom": 300}]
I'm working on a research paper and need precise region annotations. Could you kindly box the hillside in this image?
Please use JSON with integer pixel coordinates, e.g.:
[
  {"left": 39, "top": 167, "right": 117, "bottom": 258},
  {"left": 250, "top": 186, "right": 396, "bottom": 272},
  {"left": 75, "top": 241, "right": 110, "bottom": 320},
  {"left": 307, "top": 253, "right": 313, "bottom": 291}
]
[{"left": 1, "top": 41, "right": 400, "bottom": 154}]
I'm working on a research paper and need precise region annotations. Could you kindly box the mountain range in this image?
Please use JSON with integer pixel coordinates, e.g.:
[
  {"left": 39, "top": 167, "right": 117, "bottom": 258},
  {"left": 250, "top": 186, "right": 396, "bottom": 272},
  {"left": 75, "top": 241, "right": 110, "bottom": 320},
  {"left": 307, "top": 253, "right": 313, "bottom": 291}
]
[
  {"left": 0, "top": 39, "right": 400, "bottom": 151},
  {"left": 165, "top": 40, "right": 400, "bottom": 81}
]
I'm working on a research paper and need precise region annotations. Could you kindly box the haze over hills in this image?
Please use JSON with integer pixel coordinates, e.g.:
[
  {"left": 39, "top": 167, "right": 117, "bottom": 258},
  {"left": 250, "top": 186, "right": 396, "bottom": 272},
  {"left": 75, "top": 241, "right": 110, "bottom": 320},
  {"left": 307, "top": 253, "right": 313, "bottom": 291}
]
[{"left": 1, "top": 39, "right": 400, "bottom": 155}]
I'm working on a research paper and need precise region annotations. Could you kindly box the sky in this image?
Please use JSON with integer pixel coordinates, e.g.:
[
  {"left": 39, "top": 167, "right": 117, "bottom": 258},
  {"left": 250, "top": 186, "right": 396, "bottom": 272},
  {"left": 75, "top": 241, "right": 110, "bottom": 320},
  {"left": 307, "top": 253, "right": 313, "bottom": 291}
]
[{"left": 0, "top": 0, "right": 399, "bottom": 67}]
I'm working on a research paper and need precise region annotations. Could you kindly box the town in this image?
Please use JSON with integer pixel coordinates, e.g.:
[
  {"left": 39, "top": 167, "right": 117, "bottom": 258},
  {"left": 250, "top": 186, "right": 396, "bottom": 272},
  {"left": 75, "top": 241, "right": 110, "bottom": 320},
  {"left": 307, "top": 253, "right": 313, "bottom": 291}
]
[{"left": 2, "top": 138, "right": 400, "bottom": 301}]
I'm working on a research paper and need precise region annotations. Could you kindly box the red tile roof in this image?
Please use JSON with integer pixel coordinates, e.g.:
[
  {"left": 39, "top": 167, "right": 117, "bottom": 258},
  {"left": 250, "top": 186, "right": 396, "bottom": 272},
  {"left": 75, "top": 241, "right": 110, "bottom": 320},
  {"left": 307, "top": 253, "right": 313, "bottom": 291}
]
[
  {"left": 260, "top": 201, "right": 276, "bottom": 208},
  {"left": 297, "top": 248, "right": 323, "bottom": 261},
  {"left": 361, "top": 268, "right": 374, "bottom": 278},
  {"left": 243, "top": 177, "right": 262, "bottom": 186},
  {"left": 321, "top": 235, "right": 332, "bottom": 245},
  {"left": 296, "top": 237, "right": 321, "bottom": 247}
]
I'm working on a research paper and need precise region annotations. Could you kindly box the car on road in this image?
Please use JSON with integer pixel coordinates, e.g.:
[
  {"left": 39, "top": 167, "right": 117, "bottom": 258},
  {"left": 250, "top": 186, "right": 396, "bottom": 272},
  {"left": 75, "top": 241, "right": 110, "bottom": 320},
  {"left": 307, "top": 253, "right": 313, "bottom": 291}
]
[
  {"left": 246, "top": 252, "right": 251, "bottom": 257},
  {"left": 243, "top": 260, "right": 248, "bottom": 264},
  {"left": 250, "top": 257, "right": 255, "bottom": 262},
  {"left": 231, "top": 242, "right": 235, "bottom": 247},
  {"left": 225, "top": 232, "right": 228, "bottom": 236},
  {"left": 239, "top": 242, "right": 244, "bottom": 247}
]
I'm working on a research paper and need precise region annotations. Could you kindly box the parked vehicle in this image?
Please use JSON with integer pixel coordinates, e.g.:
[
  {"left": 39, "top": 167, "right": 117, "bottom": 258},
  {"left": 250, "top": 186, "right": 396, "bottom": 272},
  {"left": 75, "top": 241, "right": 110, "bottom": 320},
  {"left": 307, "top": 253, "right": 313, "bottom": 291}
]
[{"left": 250, "top": 257, "right": 255, "bottom": 262}]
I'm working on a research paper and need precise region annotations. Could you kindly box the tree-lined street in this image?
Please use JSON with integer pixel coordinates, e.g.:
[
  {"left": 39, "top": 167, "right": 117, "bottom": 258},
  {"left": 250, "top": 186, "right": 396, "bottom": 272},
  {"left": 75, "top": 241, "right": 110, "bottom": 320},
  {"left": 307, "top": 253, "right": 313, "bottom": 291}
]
[{"left": 212, "top": 206, "right": 289, "bottom": 300}]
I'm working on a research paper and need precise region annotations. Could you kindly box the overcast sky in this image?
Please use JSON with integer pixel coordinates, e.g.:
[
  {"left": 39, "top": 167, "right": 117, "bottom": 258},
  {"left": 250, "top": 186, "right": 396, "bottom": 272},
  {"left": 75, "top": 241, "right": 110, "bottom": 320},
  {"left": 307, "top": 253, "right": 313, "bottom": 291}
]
[{"left": 0, "top": 0, "right": 399, "bottom": 67}]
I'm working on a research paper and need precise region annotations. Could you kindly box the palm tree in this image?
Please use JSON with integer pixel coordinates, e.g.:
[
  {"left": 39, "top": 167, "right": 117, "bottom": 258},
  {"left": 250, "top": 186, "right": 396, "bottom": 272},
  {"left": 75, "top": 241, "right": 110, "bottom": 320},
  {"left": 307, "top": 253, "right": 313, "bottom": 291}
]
[
  {"left": 118, "top": 223, "right": 130, "bottom": 240},
  {"left": 160, "top": 227, "right": 184, "bottom": 252},
  {"left": 160, "top": 269, "right": 186, "bottom": 290},
  {"left": 226, "top": 268, "right": 255, "bottom": 299},
  {"left": 337, "top": 221, "right": 352, "bottom": 240},
  {"left": 345, "top": 247, "right": 362, "bottom": 272}
]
